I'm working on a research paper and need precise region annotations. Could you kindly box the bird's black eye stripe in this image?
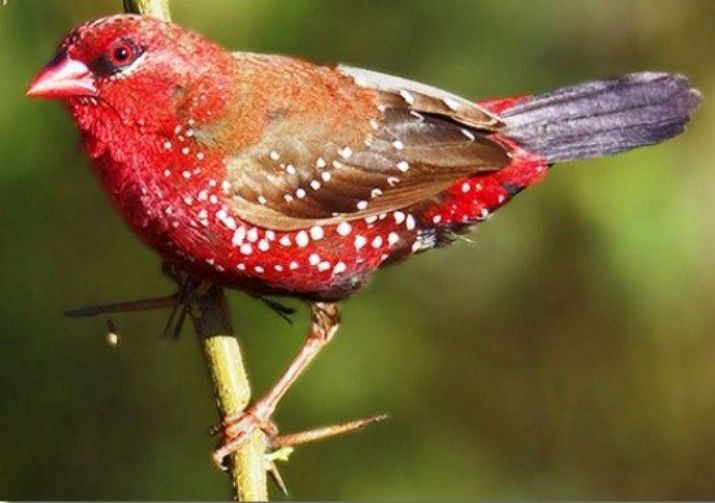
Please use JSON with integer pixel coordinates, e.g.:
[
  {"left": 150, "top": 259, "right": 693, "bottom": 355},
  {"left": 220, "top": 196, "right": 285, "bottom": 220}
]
[{"left": 91, "top": 38, "right": 144, "bottom": 77}]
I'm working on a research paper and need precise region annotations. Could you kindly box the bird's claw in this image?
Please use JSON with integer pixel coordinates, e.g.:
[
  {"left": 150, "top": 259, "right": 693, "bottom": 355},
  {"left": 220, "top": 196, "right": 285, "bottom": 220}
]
[{"left": 212, "top": 406, "right": 279, "bottom": 470}]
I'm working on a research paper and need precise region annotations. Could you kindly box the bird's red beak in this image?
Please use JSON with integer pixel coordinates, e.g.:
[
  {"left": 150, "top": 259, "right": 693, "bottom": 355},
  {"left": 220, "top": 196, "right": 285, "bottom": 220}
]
[{"left": 26, "top": 55, "right": 97, "bottom": 99}]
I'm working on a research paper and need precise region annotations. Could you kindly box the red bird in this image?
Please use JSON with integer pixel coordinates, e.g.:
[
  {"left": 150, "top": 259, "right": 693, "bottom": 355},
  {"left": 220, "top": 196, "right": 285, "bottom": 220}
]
[{"left": 28, "top": 14, "right": 700, "bottom": 465}]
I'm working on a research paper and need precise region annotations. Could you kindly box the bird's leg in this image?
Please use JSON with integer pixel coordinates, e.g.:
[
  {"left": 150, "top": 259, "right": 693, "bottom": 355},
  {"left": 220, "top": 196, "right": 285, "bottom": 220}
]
[{"left": 212, "top": 301, "right": 341, "bottom": 468}]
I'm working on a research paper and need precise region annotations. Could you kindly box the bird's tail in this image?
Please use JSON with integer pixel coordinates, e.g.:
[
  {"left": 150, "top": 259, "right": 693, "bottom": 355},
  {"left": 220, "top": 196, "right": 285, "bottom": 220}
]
[{"left": 501, "top": 72, "right": 701, "bottom": 163}]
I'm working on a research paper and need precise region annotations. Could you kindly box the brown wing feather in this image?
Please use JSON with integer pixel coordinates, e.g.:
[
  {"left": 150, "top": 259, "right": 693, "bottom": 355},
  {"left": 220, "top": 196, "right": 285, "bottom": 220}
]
[{"left": 225, "top": 58, "right": 510, "bottom": 230}]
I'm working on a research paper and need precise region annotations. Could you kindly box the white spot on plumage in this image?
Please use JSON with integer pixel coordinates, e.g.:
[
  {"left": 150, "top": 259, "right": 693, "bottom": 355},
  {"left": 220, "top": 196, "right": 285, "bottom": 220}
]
[
  {"left": 392, "top": 141, "right": 405, "bottom": 151},
  {"left": 182, "top": 171, "right": 191, "bottom": 179},
  {"left": 406, "top": 214, "right": 416, "bottom": 231},
  {"left": 394, "top": 211, "right": 406, "bottom": 225},
  {"left": 255, "top": 266, "right": 265, "bottom": 274},
  {"left": 309, "top": 254, "right": 321, "bottom": 266},
  {"left": 498, "top": 195, "right": 506, "bottom": 204},
  {"left": 181, "top": 147, "right": 190, "bottom": 155},
  {"left": 337, "top": 222, "right": 352, "bottom": 236},
  {"left": 310, "top": 226, "right": 324, "bottom": 240},
  {"left": 221, "top": 181, "right": 232, "bottom": 193},
  {"left": 258, "top": 196, "right": 268, "bottom": 205},
  {"left": 224, "top": 216, "right": 237, "bottom": 230},
  {"left": 183, "top": 196, "right": 193, "bottom": 205},
  {"left": 371, "top": 188, "right": 383, "bottom": 199},
  {"left": 284, "top": 194, "right": 294, "bottom": 203},
  {"left": 280, "top": 235, "right": 292, "bottom": 247},
  {"left": 258, "top": 240, "right": 270, "bottom": 252},
  {"left": 372, "top": 236, "right": 383, "bottom": 249},
  {"left": 296, "top": 231, "right": 309, "bottom": 248},
  {"left": 365, "top": 215, "right": 378, "bottom": 225},
  {"left": 164, "top": 169, "right": 171, "bottom": 177},
  {"left": 240, "top": 244, "right": 253, "bottom": 255},
  {"left": 318, "top": 261, "right": 331, "bottom": 272},
  {"left": 247, "top": 228, "right": 259, "bottom": 243},
  {"left": 433, "top": 215, "right": 442, "bottom": 224},
  {"left": 286, "top": 164, "right": 297, "bottom": 175},
  {"left": 354, "top": 235, "right": 367, "bottom": 250},
  {"left": 316, "top": 158, "right": 327, "bottom": 169},
  {"left": 232, "top": 227, "right": 246, "bottom": 246},
  {"left": 164, "top": 141, "right": 172, "bottom": 150},
  {"left": 321, "top": 172, "right": 332, "bottom": 182},
  {"left": 270, "top": 151, "right": 280, "bottom": 161},
  {"left": 296, "top": 188, "right": 307, "bottom": 199},
  {"left": 369, "top": 119, "right": 380, "bottom": 130},
  {"left": 462, "top": 183, "right": 471, "bottom": 193},
  {"left": 397, "top": 161, "right": 410, "bottom": 173},
  {"left": 289, "top": 261, "right": 299, "bottom": 270},
  {"left": 339, "top": 147, "right": 353, "bottom": 159},
  {"left": 311, "top": 180, "right": 322, "bottom": 191},
  {"left": 388, "top": 177, "right": 400, "bottom": 186},
  {"left": 357, "top": 200, "right": 369, "bottom": 211},
  {"left": 388, "top": 232, "right": 400, "bottom": 246},
  {"left": 333, "top": 262, "right": 347, "bottom": 274}
]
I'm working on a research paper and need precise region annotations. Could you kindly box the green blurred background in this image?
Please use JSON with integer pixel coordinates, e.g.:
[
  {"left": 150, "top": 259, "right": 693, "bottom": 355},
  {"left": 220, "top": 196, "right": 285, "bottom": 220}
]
[{"left": 1, "top": 0, "right": 713, "bottom": 499}]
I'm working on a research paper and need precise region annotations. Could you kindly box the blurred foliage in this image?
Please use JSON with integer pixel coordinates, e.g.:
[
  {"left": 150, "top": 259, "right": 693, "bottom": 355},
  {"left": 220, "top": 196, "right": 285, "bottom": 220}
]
[{"left": 1, "top": 0, "right": 714, "bottom": 499}]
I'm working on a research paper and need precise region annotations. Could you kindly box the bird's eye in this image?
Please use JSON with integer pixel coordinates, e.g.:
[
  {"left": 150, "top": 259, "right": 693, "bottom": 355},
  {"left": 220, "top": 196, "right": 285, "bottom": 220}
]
[
  {"left": 92, "top": 38, "right": 143, "bottom": 76},
  {"left": 111, "top": 44, "right": 132, "bottom": 64},
  {"left": 107, "top": 39, "right": 141, "bottom": 68}
]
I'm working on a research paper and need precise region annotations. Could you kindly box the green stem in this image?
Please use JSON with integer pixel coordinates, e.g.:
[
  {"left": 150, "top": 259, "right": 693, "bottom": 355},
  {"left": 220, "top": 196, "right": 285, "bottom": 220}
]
[
  {"left": 121, "top": 1, "right": 268, "bottom": 500},
  {"left": 192, "top": 287, "right": 269, "bottom": 501},
  {"left": 123, "top": 0, "right": 171, "bottom": 19}
]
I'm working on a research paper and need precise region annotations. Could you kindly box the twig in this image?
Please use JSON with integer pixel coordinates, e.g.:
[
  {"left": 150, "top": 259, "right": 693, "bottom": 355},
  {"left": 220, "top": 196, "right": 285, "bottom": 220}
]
[
  {"left": 122, "top": 1, "right": 268, "bottom": 500},
  {"left": 191, "top": 286, "right": 268, "bottom": 501},
  {"left": 123, "top": 0, "right": 171, "bottom": 20}
]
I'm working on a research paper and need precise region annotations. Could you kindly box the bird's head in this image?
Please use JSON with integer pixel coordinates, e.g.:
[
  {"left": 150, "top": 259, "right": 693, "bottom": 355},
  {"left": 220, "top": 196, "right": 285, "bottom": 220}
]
[{"left": 27, "top": 14, "right": 231, "bottom": 137}]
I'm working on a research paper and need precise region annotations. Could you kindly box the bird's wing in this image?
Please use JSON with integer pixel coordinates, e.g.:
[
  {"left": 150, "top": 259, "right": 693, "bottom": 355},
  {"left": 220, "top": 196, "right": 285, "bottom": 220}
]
[{"left": 227, "top": 59, "right": 511, "bottom": 231}]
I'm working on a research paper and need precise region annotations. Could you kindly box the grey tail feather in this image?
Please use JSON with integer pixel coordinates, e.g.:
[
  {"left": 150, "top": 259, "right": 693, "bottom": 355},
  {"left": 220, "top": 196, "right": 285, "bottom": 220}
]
[{"left": 501, "top": 72, "right": 701, "bottom": 163}]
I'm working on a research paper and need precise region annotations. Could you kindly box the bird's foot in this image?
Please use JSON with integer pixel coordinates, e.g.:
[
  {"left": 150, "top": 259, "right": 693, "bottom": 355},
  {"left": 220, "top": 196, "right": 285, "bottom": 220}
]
[
  {"left": 211, "top": 407, "right": 389, "bottom": 471},
  {"left": 212, "top": 403, "right": 279, "bottom": 470}
]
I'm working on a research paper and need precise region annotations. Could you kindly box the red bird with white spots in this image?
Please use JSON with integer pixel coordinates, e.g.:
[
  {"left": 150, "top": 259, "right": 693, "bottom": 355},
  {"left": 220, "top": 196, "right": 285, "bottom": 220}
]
[{"left": 28, "top": 14, "right": 700, "bottom": 467}]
